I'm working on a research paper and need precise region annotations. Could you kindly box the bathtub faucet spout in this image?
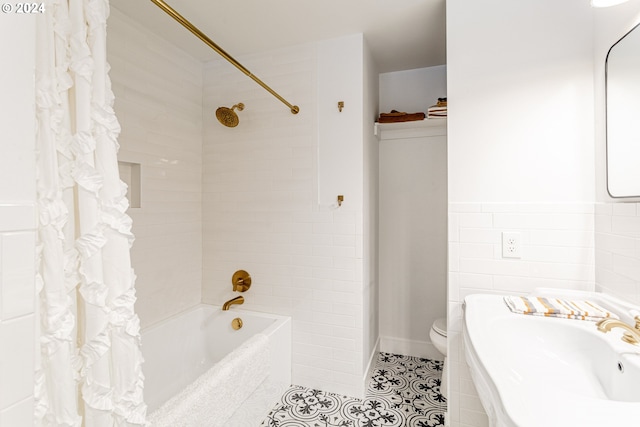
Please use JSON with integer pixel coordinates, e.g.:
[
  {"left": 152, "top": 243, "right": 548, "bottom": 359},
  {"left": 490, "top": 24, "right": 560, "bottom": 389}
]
[{"left": 222, "top": 296, "right": 244, "bottom": 311}]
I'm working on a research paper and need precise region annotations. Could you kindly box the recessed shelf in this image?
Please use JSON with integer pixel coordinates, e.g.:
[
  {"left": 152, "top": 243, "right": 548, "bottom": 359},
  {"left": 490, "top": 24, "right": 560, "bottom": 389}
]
[{"left": 118, "top": 161, "right": 141, "bottom": 208}]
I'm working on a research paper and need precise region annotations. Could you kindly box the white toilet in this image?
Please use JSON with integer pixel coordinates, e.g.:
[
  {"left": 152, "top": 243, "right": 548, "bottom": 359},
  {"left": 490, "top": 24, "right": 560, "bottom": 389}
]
[{"left": 430, "top": 317, "right": 448, "bottom": 396}]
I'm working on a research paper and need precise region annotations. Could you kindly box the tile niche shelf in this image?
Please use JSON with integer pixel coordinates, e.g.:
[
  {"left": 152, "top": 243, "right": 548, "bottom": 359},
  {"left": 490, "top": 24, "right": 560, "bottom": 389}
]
[{"left": 374, "top": 118, "right": 447, "bottom": 140}]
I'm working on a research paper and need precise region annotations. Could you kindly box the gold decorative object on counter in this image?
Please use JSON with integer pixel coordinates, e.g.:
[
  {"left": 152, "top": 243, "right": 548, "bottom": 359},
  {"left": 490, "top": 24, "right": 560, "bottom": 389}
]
[
  {"left": 232, "top": 270, "right": 252, "bottom": 292},
  {"left": 231, "top": 317, "right": 243, "bottom": 330}
]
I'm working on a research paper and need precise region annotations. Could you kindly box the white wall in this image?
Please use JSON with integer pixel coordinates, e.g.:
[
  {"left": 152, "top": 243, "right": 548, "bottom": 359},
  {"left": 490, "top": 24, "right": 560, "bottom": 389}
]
[
  {"left": 377, "top": 66, "right": 448, "bottom": 358},
  {"left": 378, "top": 122, "right": 447, "bottom": 358},
  {"left": 363, "top": 37, "right": 380, "bottom": 377},
  {"left": 201, "top": 34, "right": 375, "bottom": 398},
  {"left": 318, "top": 36, "right": 364, "bottom": 210},
  {"left": 379, "top": 66, "right": 447, "bottom": 114},
  {"left": 107, "top": 8, "right": 204, "bottom": 328},
  {"left": 448, "top": 1, "right": 595, "bottom": 204},
  {"left": 593, "top": 1, "right": 640, "bottom": 306},
  {"left": 595, "top": 203, "right": 640, "bottom": 304},
  {"left": 447, "top": 1, "right": 595, "bottom": 426},
  {"left": 0, "top": 15, "right": 36, "bottom": 426}
]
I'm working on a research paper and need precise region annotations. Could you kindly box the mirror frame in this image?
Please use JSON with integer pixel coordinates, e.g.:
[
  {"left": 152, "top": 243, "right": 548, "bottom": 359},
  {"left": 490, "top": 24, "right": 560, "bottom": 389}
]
[{"left": 605, "top": 21, "right": 640, "bottom": 199}]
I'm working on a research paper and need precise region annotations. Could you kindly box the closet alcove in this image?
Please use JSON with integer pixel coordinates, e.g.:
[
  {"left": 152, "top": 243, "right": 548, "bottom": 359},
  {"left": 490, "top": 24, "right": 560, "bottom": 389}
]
[{"left": 376, "top": 118, "right": 448, "bottom": 358}]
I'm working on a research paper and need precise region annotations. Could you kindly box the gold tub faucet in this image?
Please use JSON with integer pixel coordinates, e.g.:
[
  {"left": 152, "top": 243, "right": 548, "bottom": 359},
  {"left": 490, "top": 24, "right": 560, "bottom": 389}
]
[
  {"left": 222, "top": 295, "right": 244, "bottom": 311},
  {"left": 596, "top": 315, "right": 640, "bottom": 346}
]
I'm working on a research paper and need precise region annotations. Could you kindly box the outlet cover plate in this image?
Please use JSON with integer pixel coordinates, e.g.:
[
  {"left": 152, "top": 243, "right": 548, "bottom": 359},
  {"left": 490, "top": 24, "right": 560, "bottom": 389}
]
[{"left": 502, "top": 232, "right": 521, "bottom": 259}]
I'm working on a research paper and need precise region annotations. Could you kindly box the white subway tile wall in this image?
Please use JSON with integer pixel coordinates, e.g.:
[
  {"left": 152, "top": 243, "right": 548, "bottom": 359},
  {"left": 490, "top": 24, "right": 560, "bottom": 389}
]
[
  {"left": 0, "top": 12, "right": 36, "bottom": 424},
  {"left": 595, "top": 202, "right": 640, "bottom": 306},
  {"left": 107, "top": 9, "right": 204, "bottom": 328},
  {"left": 1, "top": 232, "right": 36, "bottom": 319},
  {"left": 201, "top": 41, "right": 367, "bottom": 397},
  {"left": 448, "top": 202, "right": 595, "bottom": 427},
  {"left": 0, "top": 308, "right": 35, "bottom": 409},
  {"left": 0, "top": 208, "right": 36, "bottom": 425}
]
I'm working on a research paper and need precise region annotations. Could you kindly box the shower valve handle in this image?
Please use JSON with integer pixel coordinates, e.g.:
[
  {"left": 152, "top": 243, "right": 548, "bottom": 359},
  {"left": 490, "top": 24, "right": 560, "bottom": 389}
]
[{"left": 232, "top": 270, "right": 252, "bottom": 292}]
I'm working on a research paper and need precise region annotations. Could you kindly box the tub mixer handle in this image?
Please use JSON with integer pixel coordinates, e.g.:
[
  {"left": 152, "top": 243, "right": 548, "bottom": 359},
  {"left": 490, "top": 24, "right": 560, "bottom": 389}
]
[{"left": 232, "top": 270, "right": 252, "bottom": 292}]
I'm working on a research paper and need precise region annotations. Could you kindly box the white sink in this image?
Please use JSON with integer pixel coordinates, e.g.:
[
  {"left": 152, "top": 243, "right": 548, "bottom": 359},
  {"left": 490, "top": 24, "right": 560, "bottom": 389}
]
[{"left": 464, "top": 293, "right": 640, "bottom": 427}]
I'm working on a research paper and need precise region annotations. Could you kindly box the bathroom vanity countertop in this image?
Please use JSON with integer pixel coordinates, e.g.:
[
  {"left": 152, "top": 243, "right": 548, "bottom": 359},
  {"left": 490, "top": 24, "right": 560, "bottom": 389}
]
[{"left": 464, "top": 292, "right": 640, "bottom": 427}]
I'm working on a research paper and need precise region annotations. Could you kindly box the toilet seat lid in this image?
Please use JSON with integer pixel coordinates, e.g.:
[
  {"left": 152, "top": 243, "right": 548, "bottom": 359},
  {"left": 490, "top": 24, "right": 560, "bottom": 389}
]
[{"left": 432, "top": 317, "right": 447, "bottom": 337}]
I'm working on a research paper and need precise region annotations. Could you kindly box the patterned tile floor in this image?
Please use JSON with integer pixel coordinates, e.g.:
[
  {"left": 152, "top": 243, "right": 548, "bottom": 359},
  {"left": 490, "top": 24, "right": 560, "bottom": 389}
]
[{"left": 260, "top": 352, "right": 446, "bottom": 427}]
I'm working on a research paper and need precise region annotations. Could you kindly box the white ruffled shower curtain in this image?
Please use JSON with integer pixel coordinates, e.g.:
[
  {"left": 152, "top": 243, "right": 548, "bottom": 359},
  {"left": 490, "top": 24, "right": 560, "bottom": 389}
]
[{"left": 34, "top": 0, "right": 146, "bottom": 425}]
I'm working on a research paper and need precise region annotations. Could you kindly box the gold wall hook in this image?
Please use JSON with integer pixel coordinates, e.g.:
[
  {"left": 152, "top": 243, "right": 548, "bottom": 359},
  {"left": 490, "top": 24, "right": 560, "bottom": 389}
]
[
  {"left": 337, "top": 195, "right": 344, "bottom": 206},
  {"left": 232, "top": 270, "right": 252, "bottom": 292},
  {"left": 338, "top": 101, "right": 344, "bottom": 112}
]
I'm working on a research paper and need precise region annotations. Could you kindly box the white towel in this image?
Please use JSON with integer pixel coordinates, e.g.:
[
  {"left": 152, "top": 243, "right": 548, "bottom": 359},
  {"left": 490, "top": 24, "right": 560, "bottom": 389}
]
[{"left": 504, "top": 296, "right": 618, "bottom": 321}]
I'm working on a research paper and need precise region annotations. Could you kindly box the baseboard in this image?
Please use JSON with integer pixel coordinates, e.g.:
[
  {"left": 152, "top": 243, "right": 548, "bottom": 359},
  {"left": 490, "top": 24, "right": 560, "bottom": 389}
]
[
  {"left": 379, "top": 336, "right": 443, "bottom": 360},
  {"left": 363, "top": 336, "right": 381, "bottom": 385}
]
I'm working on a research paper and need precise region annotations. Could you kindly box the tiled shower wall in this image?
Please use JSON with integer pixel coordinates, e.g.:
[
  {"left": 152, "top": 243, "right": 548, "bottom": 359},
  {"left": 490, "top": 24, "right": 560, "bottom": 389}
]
[
  {"left": 595, "top": 202, "right": 640, "bottom": 306},
  {"left": 108, "top": 9, "right": 376, "bottom": 397},
  {"left": 448, "top": 202, "right": 595, "bottom": 427},
  {"left": 0, "top": 209, "right": 35, "bottom": 425},
  {"left": 201, "top": 42, "right": 328, "bottom": 315},
  {"left": 0, "top": 16, "right": 36, "bottom": 425},
  {"left": 108, "top": 8, "right": 204, "bottom": 328},
  {"left": 201, "top": 36, "right": 374, "bottom": 398}
]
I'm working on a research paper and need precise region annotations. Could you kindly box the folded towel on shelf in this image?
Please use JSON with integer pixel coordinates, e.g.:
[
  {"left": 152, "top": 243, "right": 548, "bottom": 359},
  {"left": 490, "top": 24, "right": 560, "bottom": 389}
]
[
  {"left": 503, "top": 295, "right": 618, "bottom": 321},
  {"left": 378, "top": 110, "right": 426, "bottom": 123},
  {"left": 427, "top": 104, "right": 447, "bottom": 118}
]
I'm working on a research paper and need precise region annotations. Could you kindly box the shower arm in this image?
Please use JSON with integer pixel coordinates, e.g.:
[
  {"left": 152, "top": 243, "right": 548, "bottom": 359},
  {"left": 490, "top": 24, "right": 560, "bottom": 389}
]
[{"left": 148, "top": 0, "right": 300, "bottom": 115}]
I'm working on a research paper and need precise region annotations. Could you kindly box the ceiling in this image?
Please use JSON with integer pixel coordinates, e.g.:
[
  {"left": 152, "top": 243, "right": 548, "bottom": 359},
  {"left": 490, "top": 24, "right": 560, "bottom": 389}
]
[{"left": 109, "top": 0, "right": 446, "bottom": 73}]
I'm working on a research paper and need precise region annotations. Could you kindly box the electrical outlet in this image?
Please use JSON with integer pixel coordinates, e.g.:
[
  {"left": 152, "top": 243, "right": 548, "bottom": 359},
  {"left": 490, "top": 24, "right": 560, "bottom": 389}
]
[{"left": 502, "top": 232, "right": 521, "bottom": 259}]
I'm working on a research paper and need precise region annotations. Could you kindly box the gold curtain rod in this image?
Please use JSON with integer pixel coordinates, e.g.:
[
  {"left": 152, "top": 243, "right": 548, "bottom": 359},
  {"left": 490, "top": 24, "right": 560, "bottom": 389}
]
[{"left": 148, "top": 0, "right": 300, "bottom": 115}]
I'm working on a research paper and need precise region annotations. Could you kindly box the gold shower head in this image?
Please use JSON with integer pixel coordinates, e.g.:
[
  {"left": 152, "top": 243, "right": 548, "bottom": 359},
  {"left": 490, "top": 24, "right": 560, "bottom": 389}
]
[{"left": 216, "top": 103, "right": 244, "bottom": 127}]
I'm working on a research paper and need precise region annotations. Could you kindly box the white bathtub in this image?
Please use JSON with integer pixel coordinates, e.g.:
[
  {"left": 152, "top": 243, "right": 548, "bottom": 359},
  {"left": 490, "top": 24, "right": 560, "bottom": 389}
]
[{"left": 141, "top": 304, "right": 291, "bottom": 426}]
